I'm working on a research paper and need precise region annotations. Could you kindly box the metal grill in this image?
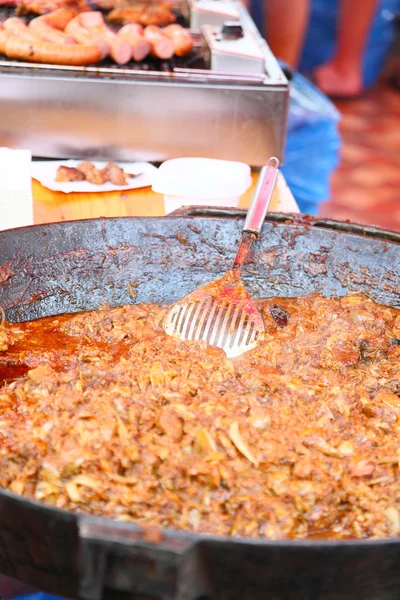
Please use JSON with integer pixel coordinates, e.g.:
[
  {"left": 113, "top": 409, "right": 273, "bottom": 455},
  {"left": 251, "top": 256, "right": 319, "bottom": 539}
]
[
  {"left": 0, "top": 4, "right": 272, "bottom": 84},
  {"left": 0, "top": 0, "right": 288, "bottom": 165},
  {"left": 0, "top": 5, "right": 211, "bottom": 77}
]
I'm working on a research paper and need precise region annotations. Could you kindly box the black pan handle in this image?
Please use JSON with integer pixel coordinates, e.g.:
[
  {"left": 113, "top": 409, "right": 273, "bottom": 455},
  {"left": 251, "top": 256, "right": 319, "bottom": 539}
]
[{"left": 78, "top": 518, "right": 211, "bottom": 600}]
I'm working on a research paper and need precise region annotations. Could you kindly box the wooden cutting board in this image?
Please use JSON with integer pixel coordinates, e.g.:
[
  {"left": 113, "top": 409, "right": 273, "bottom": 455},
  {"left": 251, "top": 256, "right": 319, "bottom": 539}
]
[{"left": 32, "top": 171, "right": 299, "bottom": 225}]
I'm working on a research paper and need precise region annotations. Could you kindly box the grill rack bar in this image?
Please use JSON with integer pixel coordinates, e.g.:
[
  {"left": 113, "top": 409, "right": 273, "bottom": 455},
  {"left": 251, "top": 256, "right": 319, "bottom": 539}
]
[{"left": 0, "top": 59, "right": 267, "bottom": 84}]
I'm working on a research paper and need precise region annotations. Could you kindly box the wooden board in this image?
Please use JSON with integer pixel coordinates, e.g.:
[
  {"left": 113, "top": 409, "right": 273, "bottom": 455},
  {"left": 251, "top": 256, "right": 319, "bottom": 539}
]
[{"left": 32, "top": 171, "right": 298, "bottom": 224}]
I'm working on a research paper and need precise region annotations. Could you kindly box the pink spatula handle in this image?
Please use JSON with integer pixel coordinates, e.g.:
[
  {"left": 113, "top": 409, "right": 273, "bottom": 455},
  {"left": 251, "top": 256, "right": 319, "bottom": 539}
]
[{"left": 243, "top": 157, "right": 280, "bottom": 235}]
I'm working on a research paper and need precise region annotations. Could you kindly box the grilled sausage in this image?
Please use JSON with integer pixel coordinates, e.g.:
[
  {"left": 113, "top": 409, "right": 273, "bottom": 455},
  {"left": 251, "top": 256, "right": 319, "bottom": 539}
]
[
  {"left": 118, "top": 23, "right": 143, "bottom": 36},
  {"left": 65, "top": 15, "right": 109, "bottom": 58},
  {"left": 80, "top": 11, "right": 131, "bottom": 65},
  {"left": 0, "top": 25, "right": 8, "bottom": 54},
  {"left": 67, "top": 11, "right": 131, "bottom": 64},
  {"left": 117, "top": 24, "right": 150, "bottom": 62},
  {"left": 78, "top": 10, "right": 104, "bottom": 28},
  {"left": 163, "top": 24, "right": 193, "bottom": 57},
  {"left": 3, "top": 17, "right": 43, "bottom": 41},
  {"left": 4, "top": 35, "right": 102, "bottom": 65},
  {"left": 97, "top": 29, "right": 131, "bottom": 65},
  {"left": 143, "top": 25, "right": 173, "bottom": 60},
  {"left": 28, "top": 9, "right": 77, "bottom": 44}
]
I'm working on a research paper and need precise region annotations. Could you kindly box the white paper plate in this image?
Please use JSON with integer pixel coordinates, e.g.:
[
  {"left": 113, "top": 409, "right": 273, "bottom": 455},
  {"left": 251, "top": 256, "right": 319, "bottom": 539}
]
[{"left": 31, "top": 160, "right": 158, "bottom": 194}]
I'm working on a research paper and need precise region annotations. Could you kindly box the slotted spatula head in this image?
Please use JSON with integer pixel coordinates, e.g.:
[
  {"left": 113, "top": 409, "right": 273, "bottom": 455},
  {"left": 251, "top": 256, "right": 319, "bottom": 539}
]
[
  {"left": 163, "top": 157, "right": 279, "bottom": 358},
  {"left": 163, "top": 270, "right": 265, "bottom": 358}
]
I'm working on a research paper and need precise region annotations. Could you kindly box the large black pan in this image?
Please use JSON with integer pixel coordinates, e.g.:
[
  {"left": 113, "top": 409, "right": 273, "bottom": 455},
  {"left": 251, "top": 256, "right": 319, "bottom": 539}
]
[{"left": 0, "top": 208, "right": 399, "bottom": 600}]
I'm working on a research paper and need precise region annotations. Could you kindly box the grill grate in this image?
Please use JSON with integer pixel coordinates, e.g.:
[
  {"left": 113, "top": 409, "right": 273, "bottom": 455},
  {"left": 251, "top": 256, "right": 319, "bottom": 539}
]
[
  {"left": 0, "top": 3, "right": 208, "bottom": 76},
  {"left": 0, "top": 5, "right": 16, "bottom": 18}
]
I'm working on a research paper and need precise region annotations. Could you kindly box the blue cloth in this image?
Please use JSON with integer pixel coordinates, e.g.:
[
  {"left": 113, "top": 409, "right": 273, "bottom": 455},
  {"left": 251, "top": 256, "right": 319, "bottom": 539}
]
[{"left": 280, "top": 67, "right": 341, "bottom": 214}]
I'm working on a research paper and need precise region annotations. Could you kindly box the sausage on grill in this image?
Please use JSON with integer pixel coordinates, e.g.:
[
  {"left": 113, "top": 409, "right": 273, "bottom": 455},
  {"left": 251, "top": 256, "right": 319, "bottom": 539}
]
[
  {"left": 3, "top": 17, "right": 43, "bottom": 41},
  {"left": 1, "top": 23, "right": 102, "bottom": 65},
  {"left": 67, "top": 11, "right": 131, "bottom": 64},
  {"left": 65, "top": 14, "right": 109, "bottom": 58},
  {"left": 163, "top": 24, "right": 193, "bottom": 57},
  {"left": 28, "top": 9, "right": 77, "bottom": 44},
  {"left": 143, "top": 25, "right": 174, "bottom": 60},
  {"left": 117, "top": 24, "right": 150, "bottom": 62}
]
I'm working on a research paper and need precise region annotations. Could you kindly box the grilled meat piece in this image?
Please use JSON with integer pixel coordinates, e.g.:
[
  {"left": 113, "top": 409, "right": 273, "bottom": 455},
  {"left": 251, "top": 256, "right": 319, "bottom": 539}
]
[
  {"left": 94, "top": 0, "right": 170, "bottom": 8},
  {"left": 77, "top": 161, "right": 108, "bottom": 185},
  {"left": 56, "top": 165, "right": 86, "bottom": 182},
  {"left": 104, "top": 162, "right": 128, "bottom": 185},
  {"left": 59, "top": 161, "right": 131, "bottom": 185},
  {"left": 108, "top": 3, "right": 175, "bottom": 26},
  {"left": 92, "top": 0, "right": 114, "bottom": 9},
  {"left": 16, "top": 0, "right": 89, "bottom": 16}
]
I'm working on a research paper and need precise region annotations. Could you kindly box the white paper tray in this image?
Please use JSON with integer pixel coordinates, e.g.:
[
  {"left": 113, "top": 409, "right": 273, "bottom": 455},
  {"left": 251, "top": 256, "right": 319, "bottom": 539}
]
[{"left": 31, "top": 160, "right": 158, "bottom": 194}]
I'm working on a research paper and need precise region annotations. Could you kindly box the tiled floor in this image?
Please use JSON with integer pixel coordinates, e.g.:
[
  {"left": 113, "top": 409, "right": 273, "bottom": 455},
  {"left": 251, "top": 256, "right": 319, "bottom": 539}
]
[{"left": 319, "top": 79, "right": 400, "bottom": 231}]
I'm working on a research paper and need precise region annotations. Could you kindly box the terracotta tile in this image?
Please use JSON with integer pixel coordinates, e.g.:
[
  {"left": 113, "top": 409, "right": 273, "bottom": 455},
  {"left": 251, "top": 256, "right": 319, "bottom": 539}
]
[
  {"left": 346, "top": 165, "right": 400, "bottom": 187},
  {"left": 340, "top": 144, "right": 373, "bottom": 164},
  {"left": 321, "top": 79, "right": 400, "bottom": 231},
  {"left": 337, "top": 114, "right": 368, "bottom": 133},
  {"left": 384, "top": 93, "right": 400, "bottom": 114},
  {"left": 328, "top": 187, "right": 381, "bottom": 209},
  {"left": 374, "top": 130, "right": 400, "bottom": 148}
]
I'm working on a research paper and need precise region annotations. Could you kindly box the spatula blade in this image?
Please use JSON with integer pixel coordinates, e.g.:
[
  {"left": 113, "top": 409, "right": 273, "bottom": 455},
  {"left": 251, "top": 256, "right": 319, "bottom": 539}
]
[{"left": 163, "top": 274, "right": 265, "bottom": 358}]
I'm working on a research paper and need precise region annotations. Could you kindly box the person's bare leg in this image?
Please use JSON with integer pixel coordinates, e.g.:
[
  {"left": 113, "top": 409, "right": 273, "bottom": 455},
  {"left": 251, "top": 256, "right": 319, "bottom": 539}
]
[
  {"left": 264, "top": 0, "right": 310, "bottom": 69},
  {"left": 314, "top": 0, "right": 379, "bottom": 97}
]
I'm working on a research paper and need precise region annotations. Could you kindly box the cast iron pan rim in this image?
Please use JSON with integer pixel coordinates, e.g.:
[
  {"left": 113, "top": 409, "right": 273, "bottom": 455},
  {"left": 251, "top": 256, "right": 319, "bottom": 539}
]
[
  {"left": 1, "top": 211, "right": 399, "bottom": 550},
  {"left": 1, "top": 212, "right": 399, "bottom": 245},
  {"left": 1, "top": 473, "right": 399, "bottom": 550},
  {"left": 166, "top": 207, "right": 400, "bottom": 245}
]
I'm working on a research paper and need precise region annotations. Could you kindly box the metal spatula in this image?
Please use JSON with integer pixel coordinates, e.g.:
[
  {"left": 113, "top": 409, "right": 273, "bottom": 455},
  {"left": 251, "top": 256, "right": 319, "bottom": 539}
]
[{"left": 163, "top": 157, "right": 279, "bottom": 358}]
